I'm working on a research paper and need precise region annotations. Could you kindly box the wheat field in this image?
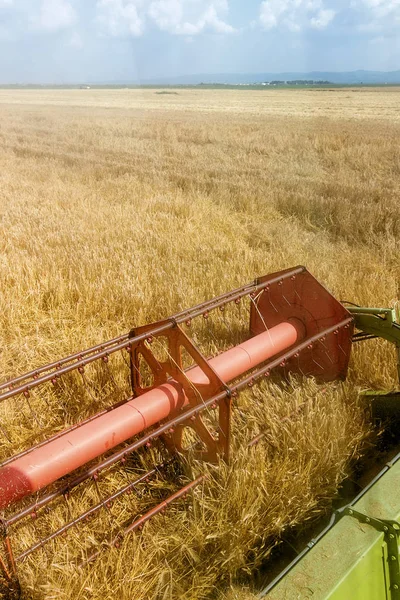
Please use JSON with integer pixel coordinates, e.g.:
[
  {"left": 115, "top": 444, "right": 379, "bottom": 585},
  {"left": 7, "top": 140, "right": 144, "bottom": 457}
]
[{"left": 0, "top": 87, "right": 399, "bottom": 599}]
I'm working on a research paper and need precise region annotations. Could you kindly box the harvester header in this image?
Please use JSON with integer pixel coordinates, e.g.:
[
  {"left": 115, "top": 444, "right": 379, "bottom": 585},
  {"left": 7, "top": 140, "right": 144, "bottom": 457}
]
[{"left": 0, "top": 266, "right": 374, "bottom": 594}]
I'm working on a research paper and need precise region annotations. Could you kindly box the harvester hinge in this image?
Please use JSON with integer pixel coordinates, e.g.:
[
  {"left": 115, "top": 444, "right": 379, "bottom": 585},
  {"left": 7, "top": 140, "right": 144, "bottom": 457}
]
[
  {"left": 344, "top": 507, "right": 400, "bottom": 598},
  {"left": 347, "top": 306, "right": 400, "bottom": 383}
]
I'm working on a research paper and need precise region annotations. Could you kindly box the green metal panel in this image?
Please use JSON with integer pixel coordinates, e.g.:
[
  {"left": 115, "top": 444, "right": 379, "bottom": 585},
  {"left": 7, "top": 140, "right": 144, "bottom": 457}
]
[
  {"left": 261, "top": 304, "right": 400, "bottom": 599},
  {"left": 347, "top": 305, "right": 400, "bottom": 380},
  {"left": 264, "top": 455, "right": 400, "bottom": 600},
  {"left": 327, "top": 532, "right": 389, "bottom": 600}
]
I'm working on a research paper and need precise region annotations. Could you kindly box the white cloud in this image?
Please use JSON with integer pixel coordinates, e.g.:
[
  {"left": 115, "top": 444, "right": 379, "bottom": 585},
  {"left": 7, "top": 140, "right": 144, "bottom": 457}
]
[
  {"left": 310, "top": 8, "right": 335, "bottom": 29},
  {"left": 352, "top": 0, "right": 400, "bottom": 30},
  {"left": 96, "top": 0, "right": 235, "bottom": 37},
  {"left": 259, "top": 0, "right": 286, "bottom": 29},
  {"left": 156, "top": 4, "right": 235, "bottom": 35},
  {"left": 34, "top": 0, "right": 76, "bottom": 32},
  {"left": 205, "top": 6, "right": 236, "bottom": 33},
  {"left": 96, "top": 0, "right": 144, "bottom": 37},
  {"left": 357, "top": 0, "right": 400, "bottom": 18},
  {"left": 148, "top": 0, "right": 183, "bottom": 32},
  {"left": 260, "top": 0, "right": 335, "bottom": 31}
]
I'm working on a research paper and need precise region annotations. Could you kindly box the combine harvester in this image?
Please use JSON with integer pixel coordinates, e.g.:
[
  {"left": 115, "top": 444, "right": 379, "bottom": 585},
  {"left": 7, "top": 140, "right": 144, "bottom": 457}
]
[{"left": 0, "top": 266, "right": 398, "bottom": 598}]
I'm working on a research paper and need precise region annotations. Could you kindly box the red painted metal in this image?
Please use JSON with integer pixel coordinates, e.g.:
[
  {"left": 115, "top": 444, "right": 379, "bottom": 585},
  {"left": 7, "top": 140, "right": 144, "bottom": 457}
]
[
  {"left": 4, "top": 315, "right": 353, "bottom": 533},
  {"left": 0, "top": 321, "right": 301, "bottom": 510},
  {"left": 80, "top": 475, "right": 206, "bottom": 567},
  {"left": 14, "top": 463, "right": 166, "bottom": 562},
  {"left": 0, "top": 266, "right": 355, "bottom": 586},
  {"left": 0, "top": 266, "right": 306, "bottom": 405},
  {"left": 0, "top": 315, "right": 353, "bottom": 582},
  {"left": 189, "top": 320, "right": 303, "bottom": 385},
  {"left": 250, "top": 267, "right": 353, "bottom": 381}
]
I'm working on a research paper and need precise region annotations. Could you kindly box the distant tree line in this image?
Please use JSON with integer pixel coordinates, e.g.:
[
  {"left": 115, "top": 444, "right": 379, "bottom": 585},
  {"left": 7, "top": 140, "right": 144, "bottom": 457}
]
[{"left": 268, "top": 80, "right": 332, "bottom": 85}]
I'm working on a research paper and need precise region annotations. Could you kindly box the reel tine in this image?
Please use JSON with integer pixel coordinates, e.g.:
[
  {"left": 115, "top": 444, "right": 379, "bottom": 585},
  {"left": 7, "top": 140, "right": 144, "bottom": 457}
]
[
  {"left": 0, "top": 422, "right": 11, "bottom": 444},
  {"left": 23, "top": 390, "right": 43, "bottom": 429}
]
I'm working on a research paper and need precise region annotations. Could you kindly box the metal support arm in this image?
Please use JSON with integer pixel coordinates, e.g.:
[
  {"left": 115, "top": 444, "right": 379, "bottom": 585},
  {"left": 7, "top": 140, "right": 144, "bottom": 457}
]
[{"left": 347, "top": 306, "right": 400, "bottom": 383}]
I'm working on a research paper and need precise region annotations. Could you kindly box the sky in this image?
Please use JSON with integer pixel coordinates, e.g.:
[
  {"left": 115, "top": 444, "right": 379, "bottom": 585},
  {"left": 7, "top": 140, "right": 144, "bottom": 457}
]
[{"left": 0, "top": 0, "right": 399, "bottom": 83}]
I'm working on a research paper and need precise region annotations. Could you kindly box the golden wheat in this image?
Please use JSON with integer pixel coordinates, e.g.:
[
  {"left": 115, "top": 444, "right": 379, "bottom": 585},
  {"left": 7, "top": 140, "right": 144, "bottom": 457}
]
[{"left": 0, "top": 88, "right": 399, "bottom": 599}]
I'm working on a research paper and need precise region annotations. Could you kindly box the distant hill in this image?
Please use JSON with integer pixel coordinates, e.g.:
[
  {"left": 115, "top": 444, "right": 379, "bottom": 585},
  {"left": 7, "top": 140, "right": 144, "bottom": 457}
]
[
  {"left": 143, "top": 70, "right": 400, "bottom": 85},
  {"left": 2, "top": 70, "right": 400, "bottom": 88}
]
